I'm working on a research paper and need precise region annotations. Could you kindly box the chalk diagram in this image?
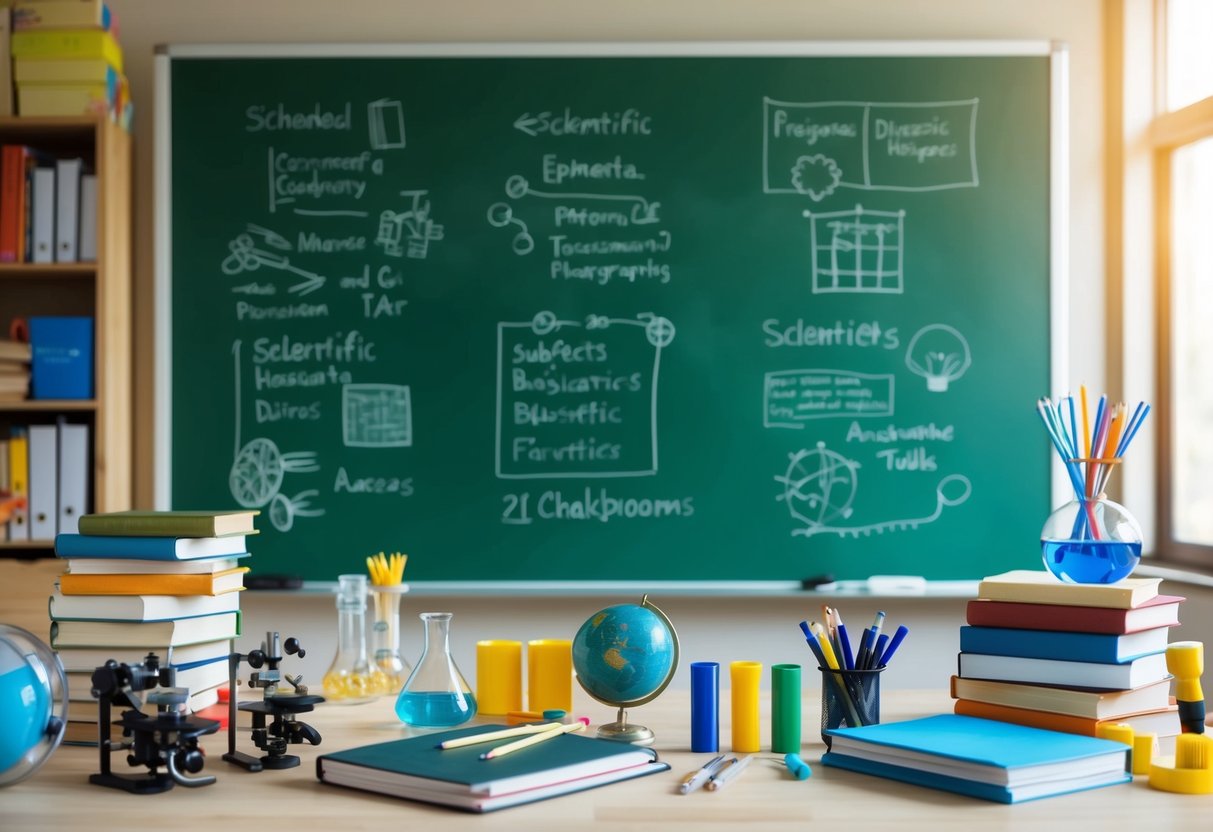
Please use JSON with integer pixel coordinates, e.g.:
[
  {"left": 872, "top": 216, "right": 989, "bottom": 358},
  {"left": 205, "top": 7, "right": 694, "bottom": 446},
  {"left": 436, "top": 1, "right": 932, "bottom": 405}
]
[
  {"left": 343, "top": 383, "right": 413, "bottom": 448},
  {"left": 775, "top": 441, "right": 971, "bottom": 538},
  {"left": 375, "top": 190, "right": 445, "bottom": 259},
  {"left": 791, "top": 154, "right": 844, "bottom": 201},
  {"left": 368, "top": 99, "right": 406, "bottom": 149},
  {"left": 905, "top": 324, "right": 971, "bottom": 392},
  {"left": 228, "top": 340, "right": 326, "bottom": 532},
  {"left": 803, "top": 205, "right": 906, "bottom": 294},
  {"left": 222, "top": 224, "right": 326, "bottom": 296},
  {"left": 486, "top": 174, "right": 662, "bottom": 256}
]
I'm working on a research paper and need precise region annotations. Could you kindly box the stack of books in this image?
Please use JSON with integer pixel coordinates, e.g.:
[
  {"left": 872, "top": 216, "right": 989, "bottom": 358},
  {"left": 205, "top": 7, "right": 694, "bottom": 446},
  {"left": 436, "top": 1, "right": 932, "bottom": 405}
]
[
  {"left": 10, "top": 1, "right": 130, "bottom": 124},
  {"left": 953, "top": 570, "right": 1184, "bottom": 751},
  {"left": 49, "top": 509, "right": 257, "bottom": 744},
  {"left": 0, "top": 338, "right": 31, "bottom": 402}
]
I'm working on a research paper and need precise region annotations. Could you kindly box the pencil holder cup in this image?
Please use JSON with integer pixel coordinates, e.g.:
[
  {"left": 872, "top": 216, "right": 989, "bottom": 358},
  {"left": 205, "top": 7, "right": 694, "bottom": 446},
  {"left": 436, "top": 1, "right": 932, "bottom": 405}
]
[
  {"left": 1041, "top": 496, "right": 1142, "bottom": 584},
  {"left": 819, "top": 667, "right": 882, "bottom": 749}
]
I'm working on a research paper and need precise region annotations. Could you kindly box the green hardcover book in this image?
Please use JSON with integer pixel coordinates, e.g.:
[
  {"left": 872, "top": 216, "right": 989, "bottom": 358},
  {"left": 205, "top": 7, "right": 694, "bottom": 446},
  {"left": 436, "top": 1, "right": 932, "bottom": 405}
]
[
  {"left": 76, "top": 510, "right": 259, "bottom": 538},
  {"left": 316, "top": 724, "right": 669, "bottom": 812}
]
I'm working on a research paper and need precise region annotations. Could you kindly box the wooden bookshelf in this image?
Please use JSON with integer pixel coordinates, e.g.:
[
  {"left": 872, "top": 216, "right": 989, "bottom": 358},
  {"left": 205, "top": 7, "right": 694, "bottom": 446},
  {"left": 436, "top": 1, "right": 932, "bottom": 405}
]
[{"left": 0, "top": 117, "right": 131, "bottom": 553}]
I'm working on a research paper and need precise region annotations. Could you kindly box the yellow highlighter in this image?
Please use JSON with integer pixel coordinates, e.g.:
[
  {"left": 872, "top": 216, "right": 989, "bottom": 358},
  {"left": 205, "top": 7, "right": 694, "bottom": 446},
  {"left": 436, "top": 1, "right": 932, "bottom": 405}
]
[{"left": 1166, "top": 641, "right": 1205, "bottom": 735}]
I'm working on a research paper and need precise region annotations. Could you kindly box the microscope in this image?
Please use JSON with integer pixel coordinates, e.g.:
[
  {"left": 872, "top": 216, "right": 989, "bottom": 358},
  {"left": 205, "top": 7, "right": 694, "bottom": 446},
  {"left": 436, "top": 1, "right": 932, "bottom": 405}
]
[
  {"left": 89, "top": 653, "right": 220, "bottom": 793},
  {"left": 223, "top": 631, "right": 324, "bottom": 771}
]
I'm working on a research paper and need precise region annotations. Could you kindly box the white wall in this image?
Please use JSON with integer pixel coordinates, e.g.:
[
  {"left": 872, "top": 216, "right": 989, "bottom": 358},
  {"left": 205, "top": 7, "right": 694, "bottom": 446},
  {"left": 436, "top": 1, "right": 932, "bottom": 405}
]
[{"left": 100, "top": 0, "right": 1159, "bottom": 700}]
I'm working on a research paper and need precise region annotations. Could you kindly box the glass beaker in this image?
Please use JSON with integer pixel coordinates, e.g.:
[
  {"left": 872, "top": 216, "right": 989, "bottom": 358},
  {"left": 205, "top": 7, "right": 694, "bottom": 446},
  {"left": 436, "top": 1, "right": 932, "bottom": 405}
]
[
  {"left": 323, "top": 574, "right": 390, "bottom": 703},
  {"left": 1041, "top": 497, "right": 1143, "bottom": 584},
  {"left": 394, "top": 612, "right": 476, "bottom": 727},
  {"left": 371, "top": 585, "right": 411, "bottom": 695}
]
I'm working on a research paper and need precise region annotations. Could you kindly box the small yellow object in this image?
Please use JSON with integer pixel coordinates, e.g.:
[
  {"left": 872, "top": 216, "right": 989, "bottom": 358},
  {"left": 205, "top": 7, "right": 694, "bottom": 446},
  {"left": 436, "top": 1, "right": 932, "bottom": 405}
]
[
  {"left": 1132, "top": 732, "right": 1157, "bottom": 776},
  {"left": 366, "top": 551, "right": 408, "bottom": 586},
  {"left": 322, "top": 668, "right": 393, "bottom": 701},
  {"left": 1148, "top": 733, "right": 1213, "bottom": 794}
]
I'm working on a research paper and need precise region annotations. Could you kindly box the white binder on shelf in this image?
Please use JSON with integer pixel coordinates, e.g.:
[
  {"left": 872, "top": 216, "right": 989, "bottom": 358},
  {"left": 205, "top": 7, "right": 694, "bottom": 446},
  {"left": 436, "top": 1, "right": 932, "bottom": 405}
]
[
  {"left": 27, "top": 424, "right": 58, "bottom": 541},
  {"left": 57, "top": 422, "right": 89, "bottom": 535},
  {"left": 54, "top": 157, "right": 82, "bottom": 262},
  {"left": 32, "top": 167, "right": 55, "bottom": 264},
  {"left": 78, "top": 174, "right": 98, "bottom": 262}
]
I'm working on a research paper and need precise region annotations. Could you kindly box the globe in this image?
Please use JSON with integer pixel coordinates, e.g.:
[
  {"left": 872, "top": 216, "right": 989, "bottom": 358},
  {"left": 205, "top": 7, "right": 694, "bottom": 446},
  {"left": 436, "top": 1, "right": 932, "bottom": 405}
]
[
  {"left": 0, "top": 625, "right": 67, "bottom": 788},
  {"left": 572, "top": 595, "right": 678, "bottom": 745}
]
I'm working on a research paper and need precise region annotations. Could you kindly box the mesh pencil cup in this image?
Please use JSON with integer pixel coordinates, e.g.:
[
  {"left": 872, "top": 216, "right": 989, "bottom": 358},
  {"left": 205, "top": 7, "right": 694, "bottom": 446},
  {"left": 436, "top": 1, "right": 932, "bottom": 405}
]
[{"left": 819, "top": 666, "right": 882, "bottom": 750}]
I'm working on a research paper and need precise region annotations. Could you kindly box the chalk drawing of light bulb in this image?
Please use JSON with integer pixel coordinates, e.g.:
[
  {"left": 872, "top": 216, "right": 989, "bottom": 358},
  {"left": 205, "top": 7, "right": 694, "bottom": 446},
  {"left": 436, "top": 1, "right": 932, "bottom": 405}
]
[{"left": 905, "top": 324, "right": 972, "bottom": 393}]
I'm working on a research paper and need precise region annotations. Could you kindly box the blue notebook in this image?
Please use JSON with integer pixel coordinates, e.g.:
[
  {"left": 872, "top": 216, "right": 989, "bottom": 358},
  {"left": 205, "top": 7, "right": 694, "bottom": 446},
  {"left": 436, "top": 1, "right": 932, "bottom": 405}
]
[
  {"left": 959, "top": 625, "right": 1170, "bottom": 664},
  {"left": 822, "top": 714, "right": 1131, "bottom": 803}
]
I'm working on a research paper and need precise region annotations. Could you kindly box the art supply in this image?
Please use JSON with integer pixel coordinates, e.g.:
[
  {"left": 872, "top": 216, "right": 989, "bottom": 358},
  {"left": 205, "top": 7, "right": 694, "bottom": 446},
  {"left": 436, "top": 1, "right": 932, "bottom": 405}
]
[
  {"left": 1132, "top": 732, "right": 1158, "bottom": 776},
  {"left": 476, "top": 640, "right": 523, "bottom": 715},
  {"left": 323, "top": 574, "right": 390, "bottom": 702},
  {"left": 690, "top": 661, "right": 719, "bottom": 753},
  {"left": 1147, "top": 733, "right": 1213, "bottom": 794},
  {"left": 819, "top": 664, "right": 882, "bottom": 748},
  {"left": 730, "top": 661, "right": 761, "bottom": 753},
  {"left": 504, "top": 710, "right": 545, "bottom": 724},
  {"left": 864, "top": 611, "right": 886, "bottom": 670},
  {"left": 778, "top": 752, "right": 812, "bottom": 780},
  {"left": 367, "top": 551, "right": 410, "bottom": 695},
  {"left": 527, "top": 639, "right": 573, "bottom": 713},
  {"left": 479, "top": 719, "right": 585, "bottom": 760},
  {"left": 678, "top": 754, "right": 726, "bottom": 794},
  {"left": 1166, "top": 641, "right": 1206, "bottom": 734},
  {"left": 437, "top": 721, "right": 563, "bottom": 750},
  {"left": 811, "top": 621, "right": 864, "bottom": 729},
  {"left": 396, "top": 612, "right": 477, "bottom": 727},
  {"left": 706, "top": 753, "right": 753, "bottom": 791},
  {"left": 770, "top": 663, "right": 801, "bottom": 754},
  {"left": 837, "top": 623, "right": 854, "bottom": 670},
  {"left": 1037, "top": 392, "right": 1149, "bottom": 584},
  {"left": 878, "top": 624, "right": 910, "bottom": 667}
]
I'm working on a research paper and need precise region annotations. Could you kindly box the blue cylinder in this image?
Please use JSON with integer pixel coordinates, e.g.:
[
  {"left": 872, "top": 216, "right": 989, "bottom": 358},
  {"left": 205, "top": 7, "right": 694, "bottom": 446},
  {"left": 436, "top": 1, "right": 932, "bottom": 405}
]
[{"left": 690, "top": 661, "right": 719, "bottom": 753}]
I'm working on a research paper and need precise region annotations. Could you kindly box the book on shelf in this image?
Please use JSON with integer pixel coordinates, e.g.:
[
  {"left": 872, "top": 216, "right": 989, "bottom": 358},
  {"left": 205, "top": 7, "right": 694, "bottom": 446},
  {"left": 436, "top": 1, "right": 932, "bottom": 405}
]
[
  {"left": 821, "top": 714, "right": 1130, "bottom": 804},
  {"left": 949, "top": 675, "right": 1173, "bottom": 720},
  {"left": 0, "top": 8, "right": 12, "bottom": 116},
  {"left": 0, "top": 339, "right": 33, "bottom": 363},
  {"left": 78, "top": 510, "right": 260, "bottom": 538},
  {"left": 953, "top": 698, "right": 1181, "bottom": 739},
  {"left": 49, "top": 588, "right": 242, "bottom": 621},
  {"left": 14, "top": 57, "right": 120, "bottom": 85},
  {"left": 958, "top": 650, "right": 1169, "bottom": 691},
  {"left": 54, "top": 638, "right": 233, "bottom": 672},
  {"left": 316, "top": 724, "right": 670, "bottom": 813},
  {"left": 10, "top": 29, "right": 124, "bottom": 72},
  {"left": 50, "top": 611, "right": 241, "bottom": 649},
  {"left": 78, "top": 173, "right": 97, "bottom": 260},
  {"left": 55, "top": 532, "right": 251, "bottom": 560},
  {"left": 977, "top": 570, "right": 1162, "bottom": 610},
  {"left": 65, "top": 657, "right": 228, "bottom": 702},
  {"left": 18, "top": 80, "right": 121, "bottom": 118},
  {"left": 13, "top": 1, "right": 117, "bottom": 32},
  {"left": 57, "top": 565, "right": 249, "bottom": 596},
  {"left": 29, "top": 316, "right": 93, "bottom": 399},
  {"left": 958, "top": 625, "right": 1172, "bottom": 664},
  {"left": 7, "top": 430, "right": 30, "bottom": 540},
  {"left": 966, "top": 595, "right": 1184, "bottom": 635},
  {"left": 31, "top": 164, "right": 55, "bottom": 263},
  {"left": 53, "top": 158, "right": 82, "bottom": 261},
  {"left": 64, "top": 554, "right": 249, "bottom": 575}
]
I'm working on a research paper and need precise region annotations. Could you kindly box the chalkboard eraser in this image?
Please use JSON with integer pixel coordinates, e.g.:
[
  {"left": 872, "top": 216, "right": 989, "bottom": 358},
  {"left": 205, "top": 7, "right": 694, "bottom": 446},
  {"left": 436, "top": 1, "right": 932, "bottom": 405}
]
[
  {"left": 866, "top": 575, "right": 928, "bottom": 594},
  {"left": 246, "top": 574, "right": 304, "bottom": 591},
  {"left": 800, "top": 574, "right": 836, "bottom": 590}
]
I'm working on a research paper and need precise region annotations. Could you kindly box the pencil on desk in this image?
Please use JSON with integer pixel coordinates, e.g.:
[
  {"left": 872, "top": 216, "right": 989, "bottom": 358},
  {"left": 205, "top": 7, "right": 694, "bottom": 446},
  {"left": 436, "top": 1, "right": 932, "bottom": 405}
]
[
  {"left": 479, "top": 719, "right": 586, "bottom": 760},
  {"left": 437, "top": 722, "right": 561, "bottom": 749}
]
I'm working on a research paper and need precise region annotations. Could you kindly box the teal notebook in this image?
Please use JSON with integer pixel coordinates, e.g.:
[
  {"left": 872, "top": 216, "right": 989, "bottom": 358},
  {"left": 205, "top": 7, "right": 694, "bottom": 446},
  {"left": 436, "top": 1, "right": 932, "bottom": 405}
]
[
  {"left": 316, "top": 724, "right": 668, "bottom": 812},
  {"left": 822, "top": 714, "right": 1131, "bottom": 804}
]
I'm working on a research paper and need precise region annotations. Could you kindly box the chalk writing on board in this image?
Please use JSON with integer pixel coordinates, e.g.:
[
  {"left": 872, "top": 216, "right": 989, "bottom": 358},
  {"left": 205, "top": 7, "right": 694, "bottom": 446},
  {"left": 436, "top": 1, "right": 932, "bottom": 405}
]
[
  {"left": 496, "top": 311, "right": 674, "bottom": 479},
  {"left": 774, "top": 442, "right": 972, "bottom": 537},
  {"left": 904, "top": 323, "right": 972, "bottom": 392},
  {"left": 374, "top": 190, "right": 444, "bottom": 259},
  {"left": 367, "top": 98, "right": 406, "bottom": 149},
  {"left": 222, "top": 229, "right": 327, "bottom": 296},
  {"left": 763, "top": 98, "right": 980, "bottom": 197},
  {"left": 764, "top": 369, "right": 895, "bottom": 428},
  {"left": 803, "top": 205, "right": 906, "bottom": 294},
  {"left": 500, "top": 488, "right": 695, "bottom": 526},
  {"left": 267, "top": 146, "right": 384, "bottom": 214},
  {"left": 342, "top": 383, "right": 413, "bottom": 448}
]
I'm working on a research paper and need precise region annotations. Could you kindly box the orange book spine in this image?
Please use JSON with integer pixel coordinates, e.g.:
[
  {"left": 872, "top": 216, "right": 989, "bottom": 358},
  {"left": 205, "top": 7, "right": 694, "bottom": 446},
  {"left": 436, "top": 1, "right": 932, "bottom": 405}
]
[
  {"left": 954, "top": 699, "right": 1097, "bottom": 736},
  {"left": 58, "top": 567, "right": 248, "bottom": 596}
]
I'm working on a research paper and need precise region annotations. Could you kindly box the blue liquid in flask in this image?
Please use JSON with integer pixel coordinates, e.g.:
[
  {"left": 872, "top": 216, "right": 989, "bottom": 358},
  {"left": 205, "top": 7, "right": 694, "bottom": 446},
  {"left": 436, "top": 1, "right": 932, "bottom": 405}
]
[
  {"left": 395, "top": 690, "right": 477, "bottom": 727},
  {"left": 1042, "top": 539, "right": 1142, "bottom": 584}
]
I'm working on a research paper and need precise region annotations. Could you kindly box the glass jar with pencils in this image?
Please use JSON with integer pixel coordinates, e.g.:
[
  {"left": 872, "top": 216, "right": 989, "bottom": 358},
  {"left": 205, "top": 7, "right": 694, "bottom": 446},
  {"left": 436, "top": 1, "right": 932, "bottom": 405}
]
[{"left": 1036, "top": 392, "right": 1150, "bottom": 585}]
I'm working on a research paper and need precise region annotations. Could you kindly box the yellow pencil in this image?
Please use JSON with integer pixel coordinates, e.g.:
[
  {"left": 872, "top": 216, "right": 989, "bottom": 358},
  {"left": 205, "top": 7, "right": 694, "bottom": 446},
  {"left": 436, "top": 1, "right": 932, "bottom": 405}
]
[
  {"left": 437, "top": 722, "right": 561, "bottom": 750},
  {"left": 1080, "top": 385, "right": 1091, "bottom": 458},
  {"left": 479, "top": 719, "right": 586, "bottom": 760}
]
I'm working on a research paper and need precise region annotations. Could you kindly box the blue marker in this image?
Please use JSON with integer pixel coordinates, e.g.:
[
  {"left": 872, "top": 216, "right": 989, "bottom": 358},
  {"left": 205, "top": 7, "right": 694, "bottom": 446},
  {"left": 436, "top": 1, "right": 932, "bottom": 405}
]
[
  {"left": 877, "top": 624, "right": 909, "bottom": 667},
  {"left": 872, "top": 634, "right": 889, "bottom": 671},
  {"left": 837, "top": 624, "right": 855, "bottom": 670}
]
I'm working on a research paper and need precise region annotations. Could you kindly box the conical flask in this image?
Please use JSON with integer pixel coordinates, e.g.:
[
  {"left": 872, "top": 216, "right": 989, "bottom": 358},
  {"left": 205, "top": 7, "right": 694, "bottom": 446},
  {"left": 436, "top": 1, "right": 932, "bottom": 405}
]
[
  {"left": 323, "top": 574, "right": 389, "bottom": 703},
  {"left": 394, "top": 612, "right": 476, "bottom": 727}
]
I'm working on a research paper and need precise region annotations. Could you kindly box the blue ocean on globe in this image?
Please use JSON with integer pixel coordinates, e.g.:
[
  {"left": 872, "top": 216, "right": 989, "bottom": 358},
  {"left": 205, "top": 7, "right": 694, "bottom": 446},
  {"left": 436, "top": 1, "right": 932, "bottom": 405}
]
[{"left": 572, "top": 603, "right": 675, "bottom": 704}]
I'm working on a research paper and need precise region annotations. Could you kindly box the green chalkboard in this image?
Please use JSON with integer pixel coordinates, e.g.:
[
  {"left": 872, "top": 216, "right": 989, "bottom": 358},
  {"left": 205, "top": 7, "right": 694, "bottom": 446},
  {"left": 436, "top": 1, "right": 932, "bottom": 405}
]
[{"left": 159, "top": 44, "right": 1062, "bottom": 584}]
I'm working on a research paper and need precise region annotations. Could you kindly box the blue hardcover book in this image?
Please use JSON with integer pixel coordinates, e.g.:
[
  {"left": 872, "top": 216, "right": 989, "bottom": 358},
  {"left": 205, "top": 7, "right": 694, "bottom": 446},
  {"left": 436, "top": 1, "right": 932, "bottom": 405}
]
[
  {"left": 29, "top": 316, "right": 93, "bottom": 399},
  {"left": 822, "top": 714, "right": 1130, "bottom": 804},
  {"left": 959, "top": 625, "right": 1171, "bottom": 664},
  {"left": 55, "top": 533, "right": 250, "bottom": 560}
]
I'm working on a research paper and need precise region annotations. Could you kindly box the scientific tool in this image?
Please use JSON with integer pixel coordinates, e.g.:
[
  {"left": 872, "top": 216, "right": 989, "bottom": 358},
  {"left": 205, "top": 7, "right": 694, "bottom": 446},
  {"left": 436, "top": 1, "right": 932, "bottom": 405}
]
[
  {"left": 324, "top": 573, "right": 390, "bottom": 701},
  {"left": 395, "top": 612, "right": 476, "bottom": 727}
]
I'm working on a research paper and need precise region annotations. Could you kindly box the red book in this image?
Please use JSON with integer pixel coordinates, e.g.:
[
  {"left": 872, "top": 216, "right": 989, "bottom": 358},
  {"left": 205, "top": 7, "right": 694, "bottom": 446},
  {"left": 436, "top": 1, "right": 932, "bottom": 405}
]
[
  {"left": 965, "top": 594, "right": 1184, "bottom": 635},
  {"left": 0, "top": 145, "right": 25, "bottom": 262}
]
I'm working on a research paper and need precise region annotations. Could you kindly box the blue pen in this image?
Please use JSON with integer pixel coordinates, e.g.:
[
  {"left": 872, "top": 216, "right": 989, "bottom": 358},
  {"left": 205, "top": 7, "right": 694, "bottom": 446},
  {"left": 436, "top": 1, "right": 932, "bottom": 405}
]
[
  {"left": 878, "top": 624, "right": 909, "bottom": 667},
  {"left": 864, "top": 612, "right": 886, "bottom": 670},
  {"left": 872, "top": 634, "right": 889, "bottom": 670},
  {"left": 837, "top": 623, "right": 854, "bottom": 670},
  {"left": 799, "top": 621, "right": 828, "bottom": 669},
  {"left": 854, "top": 626, "right": 873, "bottom": 670}
]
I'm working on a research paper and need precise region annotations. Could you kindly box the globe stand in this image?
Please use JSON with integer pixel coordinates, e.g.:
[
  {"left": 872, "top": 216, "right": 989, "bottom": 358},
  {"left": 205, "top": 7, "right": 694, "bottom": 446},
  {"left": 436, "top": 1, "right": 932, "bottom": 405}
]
[{"left": 597, "top": 706, "right": 655, "bottom": 746}]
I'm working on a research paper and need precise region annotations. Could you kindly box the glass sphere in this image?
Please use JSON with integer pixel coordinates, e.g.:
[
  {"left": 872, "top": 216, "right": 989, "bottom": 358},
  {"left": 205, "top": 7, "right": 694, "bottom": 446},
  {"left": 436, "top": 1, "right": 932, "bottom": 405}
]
[
  {"left": 1041, "top": 498, "right": 1143, "bottom": 584},
  {"left": 0, "top": 625, "right": 67, "bottom": 788}
]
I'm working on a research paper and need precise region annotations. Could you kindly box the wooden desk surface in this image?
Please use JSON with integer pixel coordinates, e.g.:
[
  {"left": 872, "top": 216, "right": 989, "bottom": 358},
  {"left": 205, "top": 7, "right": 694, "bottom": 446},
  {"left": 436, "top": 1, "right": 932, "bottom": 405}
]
[{"left": 2, "top": 688, "right": 1208, "bottom": 830}]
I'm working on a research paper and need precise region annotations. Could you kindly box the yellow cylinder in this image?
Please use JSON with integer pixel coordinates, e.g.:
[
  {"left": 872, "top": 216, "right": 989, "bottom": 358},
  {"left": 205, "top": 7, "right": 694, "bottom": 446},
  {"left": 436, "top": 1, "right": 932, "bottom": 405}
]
[
  {"left": 731, "top": 660, "right": 763, "bottom": 753},
  {"left": 476, "top": 640, "right": 523, "bottom": 715},
  {"left": 528, "top": 639, "right": 573, "bottom": 712}
]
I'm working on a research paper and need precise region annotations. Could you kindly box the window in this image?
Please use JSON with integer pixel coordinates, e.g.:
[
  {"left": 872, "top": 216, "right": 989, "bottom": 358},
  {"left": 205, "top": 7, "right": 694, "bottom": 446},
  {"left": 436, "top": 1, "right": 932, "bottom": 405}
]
[{"left": 1153, "top": 0, "right": 1213, "bottom": 566}]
